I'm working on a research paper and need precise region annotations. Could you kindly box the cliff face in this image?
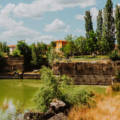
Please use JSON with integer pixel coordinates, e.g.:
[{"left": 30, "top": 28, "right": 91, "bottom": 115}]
[{"left": 53, "top": 61, "right": 118, "bottom": 85}]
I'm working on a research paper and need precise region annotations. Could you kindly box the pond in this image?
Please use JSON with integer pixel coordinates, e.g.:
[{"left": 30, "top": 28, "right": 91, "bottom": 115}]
[{"left": 0, "top": 79, "right": 41, "bottom": 109}]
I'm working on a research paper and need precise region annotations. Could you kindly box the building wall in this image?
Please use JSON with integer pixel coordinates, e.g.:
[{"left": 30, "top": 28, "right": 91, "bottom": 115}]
[{"left": 55, "top": 41, "right": 67, "bottom": 51}]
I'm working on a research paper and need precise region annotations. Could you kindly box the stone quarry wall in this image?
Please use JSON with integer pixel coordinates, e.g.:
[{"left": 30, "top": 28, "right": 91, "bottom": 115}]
[
  {"left": 53, "top": 61, "right": 120, "bottom": 85},
  {"left": 4, "top": 56, "right": 24, "bottom": 72}
]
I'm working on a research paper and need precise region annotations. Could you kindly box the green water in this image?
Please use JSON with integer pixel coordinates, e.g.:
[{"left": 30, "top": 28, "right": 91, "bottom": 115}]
[
  {"left": 0, "top": 80, "right": 107, "bottom": 110},
  {"left": 0, "top": 79, "right": 41, "bottom": 109}
]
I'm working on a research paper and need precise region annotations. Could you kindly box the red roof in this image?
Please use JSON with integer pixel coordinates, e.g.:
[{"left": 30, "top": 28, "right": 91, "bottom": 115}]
[
  {"left": 8, "top": 45, "right": 16, "bottom": 48},
  {"left": 54, "top": 40, "right": 67, "bottom": 43}
]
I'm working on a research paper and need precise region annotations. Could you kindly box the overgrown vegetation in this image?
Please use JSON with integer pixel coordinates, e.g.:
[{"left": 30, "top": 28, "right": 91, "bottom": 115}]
[
  {"left": 68, "top": 95, "right": 120, "bottom": 120},
  {"left": 111, "top": 83, "right": 120, "bottom": 91},
  {"left": 33, "top": 67, "right": 95, "bottom": 112},
  {"left": 109, "top": 49, "right": 120, "bottom": 61}
]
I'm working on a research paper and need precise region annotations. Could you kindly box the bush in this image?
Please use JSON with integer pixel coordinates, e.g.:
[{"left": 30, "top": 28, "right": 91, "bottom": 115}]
[
  {"left": 62, "top": 88, "right": 95, "bottom": 107},
  {"left": 12, "top": 49, "right": 21, "bottom": 57},
  {"left": 33, "top": 67, "right": 94, "bottom": 112},
  {"left": 115, "top": 70, "right": 120, "bottom": 82},
  {"left": 33, "top": 66, "right": 73, "bottom": 112},
  {"left": 109, "top": 50, "right": 120, "bottom": 61},
  {"left": 111, "top": 83, "right": 120, "bottom": 91}
]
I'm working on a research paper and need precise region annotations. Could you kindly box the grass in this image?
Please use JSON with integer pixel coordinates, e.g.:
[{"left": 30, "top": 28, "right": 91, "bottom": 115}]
[
  {"left": 0, "top": 80, "right": 107, "bottom": 109},
  {"left": 58, "top": 55, "right": 109, "bottom": 62},
  {"left": 68, "top": 94, "right": 120, "bottom": 120},
  {"left": 64, "top": 85, "right": 107, "bottom": 95}
]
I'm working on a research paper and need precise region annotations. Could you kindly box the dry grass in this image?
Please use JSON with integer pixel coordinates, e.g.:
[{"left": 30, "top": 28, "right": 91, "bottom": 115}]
[{"left": 68, "top": 94, "right": 120, "bottom": 120}]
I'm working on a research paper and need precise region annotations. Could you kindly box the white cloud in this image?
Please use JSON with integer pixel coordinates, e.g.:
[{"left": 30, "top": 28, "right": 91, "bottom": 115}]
[
  {"left": 76, "top": 7, "right": 98, "bottom": 21},
  {"left": 44, "top": 19, "right": 70, "bottom": 32},
  {"left": 0, "top": 4, "right": 55, "bottom": 44},
  {"left": 75, "top": 14, "right": 84, "bottom": 21},
  {"left": 12, "top": 0, "right": 96, "bottom": 18},
  {"left": 90, "top": 7, "right": 98, "bottom": 21}
]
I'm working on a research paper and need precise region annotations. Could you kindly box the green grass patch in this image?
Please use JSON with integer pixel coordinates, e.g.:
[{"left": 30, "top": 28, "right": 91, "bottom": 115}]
[
  {"left": 63, "top": 85, "right": 107, "bottom": 95},
  {"left": 59, "top": 55, "right": 109, "bottom": 62}
]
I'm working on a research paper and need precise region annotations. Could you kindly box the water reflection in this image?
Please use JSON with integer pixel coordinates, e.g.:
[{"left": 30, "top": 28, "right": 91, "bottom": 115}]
[{"left": 0, "top": 99, "right": 24, "bottom": 120}]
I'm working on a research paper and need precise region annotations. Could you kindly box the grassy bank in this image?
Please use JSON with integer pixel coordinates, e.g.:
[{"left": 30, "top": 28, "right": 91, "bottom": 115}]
[{"left": 57, "top": 55, "right": 109, "bottom": 63}]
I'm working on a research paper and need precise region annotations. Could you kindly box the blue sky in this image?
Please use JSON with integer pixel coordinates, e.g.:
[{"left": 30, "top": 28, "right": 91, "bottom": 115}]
[{"left": 0, "top": 0, "right": 119, "bottom": 45}]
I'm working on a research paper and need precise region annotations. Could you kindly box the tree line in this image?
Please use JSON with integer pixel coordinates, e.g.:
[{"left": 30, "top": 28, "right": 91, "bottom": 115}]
[{"left": 62, "top": 0, "right": 120, "bottom": 57}]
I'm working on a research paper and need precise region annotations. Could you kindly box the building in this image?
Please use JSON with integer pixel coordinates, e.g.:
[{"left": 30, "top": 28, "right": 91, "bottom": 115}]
[
  {"left": 8, "top": 45, "right": 16, "bottom": 54},
  {"left": 54, "top": 40, "right": 67, "bottom": 51}
]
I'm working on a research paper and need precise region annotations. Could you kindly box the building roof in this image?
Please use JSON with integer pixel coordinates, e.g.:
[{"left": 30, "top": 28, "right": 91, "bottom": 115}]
[
  {"left": 54, "top": 40, "right": 67, "bottom": 43},
  {"left": 8, "top": 45, "right": 16, "bottom": 48}
]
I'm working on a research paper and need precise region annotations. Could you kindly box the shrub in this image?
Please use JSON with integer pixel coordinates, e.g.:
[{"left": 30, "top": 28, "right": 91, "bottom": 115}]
[
  {"left": 62, "top": 89, "right": 95, "bottom": 107},
  {"left": 12, "top": 49, "right": 21, "bottom": 57},
  {"left": 115, "top": 70, "right": 120, "bottom": 82},
  {"left": 33, "top": 66, "right": 73, "bottom": 112},
  {"left": 109, "top": 49, "right": 120, "bottom": 61},
  {"left": 33, "top": 67, "right": 94, "bottom": 112},
  {"left": 111, "top": 83, "right": 120, "bottom": 91}
]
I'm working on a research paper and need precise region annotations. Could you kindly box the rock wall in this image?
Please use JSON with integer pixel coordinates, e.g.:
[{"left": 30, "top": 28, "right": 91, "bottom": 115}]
[
  {"left": 4, "top": 56, "right": 24, "bottom": 72},
  {"left": 53, "top": 61, "right": 118, "bottom": 85}
]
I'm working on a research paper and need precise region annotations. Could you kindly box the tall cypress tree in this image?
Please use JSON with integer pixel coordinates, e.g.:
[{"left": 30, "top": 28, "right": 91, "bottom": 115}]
[
  {"left": 84, "top": 11, "right": 97, "bottom": 54},
  {"left": 115, "top": 5, "right": 120, "bottom": 49},
  {"left": 96, "top": 10, "right": 103, "bottom": 42},
  {"left": 102, "top": 0, "right": 115, "bottom": 53},
  {"left": 84, "top": 11, "right": 94, "bottom": 39}
]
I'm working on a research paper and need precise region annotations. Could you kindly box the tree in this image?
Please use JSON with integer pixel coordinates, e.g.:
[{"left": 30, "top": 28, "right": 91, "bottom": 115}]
[
  {"left": 17, "top": 41, "right": 32, "bottom": 71},
  {"left": 0, "top": 42, "right": 9, "bottom": 55},
  {"left": 65, "top": 34, "right": 74, "bottom": 41},
  {"left": 102, "top": 0, "right": 115, "bottom": 53},
  {"left": 86, "top": 31, "right": 97, "bottom": 55},
  {"left": 84, "top": 11, "right": 94, "bottom": 39},
  {"left": 31, "top": 44, "right": 37, "bottom": 66},
  {"left": 74, "top": 36, "right": 88, "bottom": 55},
  {"left": 115, "top": 5, "right": 120, "bottom": 49},
  {"left": 31, "top": 43, "right": 47, "bottom": 68},
  {"left": 96, "top": 10, "right": 103, "bottom": 52},
  {"left": 62, "top": 41, "right": 75, "bottom": 58}
]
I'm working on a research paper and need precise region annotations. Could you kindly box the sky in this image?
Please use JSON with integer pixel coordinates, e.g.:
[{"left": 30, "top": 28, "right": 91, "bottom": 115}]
[{"left": 0, "top": 0, "right": 119, "bottom": 45}]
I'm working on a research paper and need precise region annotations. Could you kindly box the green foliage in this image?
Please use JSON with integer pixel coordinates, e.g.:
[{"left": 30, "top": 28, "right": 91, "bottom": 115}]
[
  {"left": 102, "top": 0, "right": 115, "bottom": 53},
  {"left": 0, "top": 51, "right": 7, "bottom": 72},
  {"left": 96, "top": 10, "right": 103, "bottom": 53},
  {"left": 116, "top": 70, "right": 120, "bottom": 80},
  {"left": 115, "top": 5, "right": 120, "bottom": 49},
  {"left": 84, "top": 11, "right": 94, "bottom": 39},
  {"left": 47, "top": 48, "right": 60, "bottom": 66},
  {"left": 62, "top": 41, "right": 75, "bottom": 58},
  {"left": 33, "top": 66, "right": 72, "bottom": 112},
  {"left": 109, "top": 49, "right": 120, "bottom": 61},
  {"left": 0, "top": 42, "right": 9, "bottom": 55},
  {"left": 65, "top": 34, "right": 74, "bottom": 42},
  {"left": 17, "top": 41, "right": 32, "bottom": 70},
  {"left": 74, "top": 36, "right": 88, "bottom": 55},
  {"left": 33, "top": 67, "right": 94, "bottom": 112},
  {"left": 111, "top": 83, "right": 120, "bottom": 91},
  {"left": 12, "top": 49, "right": 21, "bottom": 57},
  {"left": 62, "top": 88, "right": 95, "bottom": 107},
  {"left": 86, "top": 31, "right": 97, "bottom": 55},
  {"left": 31, "top": 43, "right": 47, "bottom": 68}
]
